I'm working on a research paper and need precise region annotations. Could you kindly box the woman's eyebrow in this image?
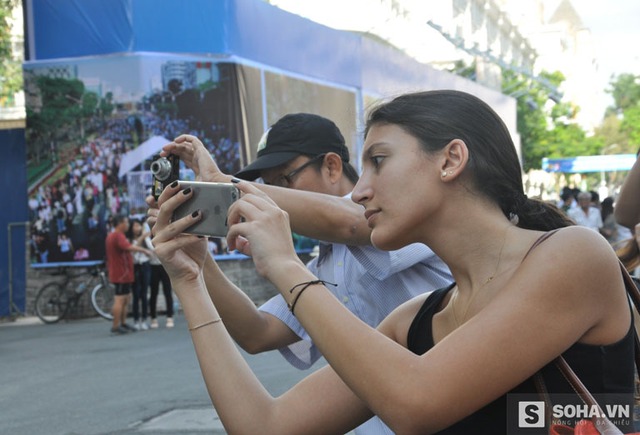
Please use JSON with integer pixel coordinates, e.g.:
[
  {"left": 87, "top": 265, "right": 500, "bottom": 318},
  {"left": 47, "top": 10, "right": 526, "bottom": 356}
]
[{"left": 361, "top": 143, "right": 385, "bottom": 161}]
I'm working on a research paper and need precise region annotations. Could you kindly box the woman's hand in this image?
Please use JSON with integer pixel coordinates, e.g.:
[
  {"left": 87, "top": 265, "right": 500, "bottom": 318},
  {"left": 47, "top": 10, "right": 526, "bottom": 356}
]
[
  {"left": 226, "top": 181, "right": 302, "bottom": 280},
  {"left": 161, "top": 135, "right": 232, "bottom": 183},
  {"left": 150, "top": 182, "right": 208, "bottom": 287},
  {"left": 145, "top": 194, "right": 160, "bottom": 231}
]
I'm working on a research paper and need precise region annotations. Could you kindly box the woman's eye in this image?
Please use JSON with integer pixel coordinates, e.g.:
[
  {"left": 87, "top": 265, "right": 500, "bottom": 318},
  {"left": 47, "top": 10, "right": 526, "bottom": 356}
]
[{"left": 371, "top": 156, "right": 385, "bottom": 167}]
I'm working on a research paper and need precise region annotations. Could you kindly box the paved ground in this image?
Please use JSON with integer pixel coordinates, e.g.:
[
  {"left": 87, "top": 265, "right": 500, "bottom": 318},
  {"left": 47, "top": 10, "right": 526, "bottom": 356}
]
[{"left": 1, "top": 315, "right": 326, "bottom": 435}]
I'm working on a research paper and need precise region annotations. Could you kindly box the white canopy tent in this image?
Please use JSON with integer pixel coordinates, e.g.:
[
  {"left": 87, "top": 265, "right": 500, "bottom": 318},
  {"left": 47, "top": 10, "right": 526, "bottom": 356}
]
[{"left": 118, "top": 135, "right": 170, "bottom": 178}]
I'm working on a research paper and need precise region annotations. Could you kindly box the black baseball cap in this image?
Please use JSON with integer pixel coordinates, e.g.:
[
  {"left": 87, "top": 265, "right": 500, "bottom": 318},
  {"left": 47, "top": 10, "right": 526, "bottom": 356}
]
[{"left": 235, "top": 113, "right": 350, "bottom": 181}]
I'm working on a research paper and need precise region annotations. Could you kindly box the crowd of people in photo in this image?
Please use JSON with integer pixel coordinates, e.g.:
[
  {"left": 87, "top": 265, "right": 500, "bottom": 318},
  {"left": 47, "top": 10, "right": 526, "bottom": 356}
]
[
  {"left": 27, "top": 111, "right": 243, "bottom": 266},
  {"left": 27, "top": 108, "right": 248, "bottom": 334}
]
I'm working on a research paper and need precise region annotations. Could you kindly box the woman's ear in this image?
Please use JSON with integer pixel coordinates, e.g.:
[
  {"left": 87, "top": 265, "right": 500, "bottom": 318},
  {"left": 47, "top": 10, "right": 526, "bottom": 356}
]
[
  {"left": 440, "top": 139, "right": 468, "bottom": 180},
  {"left": 324, "top": 153, "right": 344, "bottom": 183}
]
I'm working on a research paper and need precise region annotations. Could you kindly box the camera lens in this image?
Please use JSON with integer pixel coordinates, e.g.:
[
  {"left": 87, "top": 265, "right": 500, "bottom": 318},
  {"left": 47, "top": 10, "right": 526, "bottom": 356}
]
[{"left": 151, "top": 158, "right": 172, "bottom": 181}]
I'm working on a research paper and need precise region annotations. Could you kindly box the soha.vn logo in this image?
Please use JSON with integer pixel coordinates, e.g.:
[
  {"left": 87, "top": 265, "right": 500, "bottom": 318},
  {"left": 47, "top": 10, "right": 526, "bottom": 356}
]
[{"left": 551, "top": 404, "right": 630, "bottom": 419}]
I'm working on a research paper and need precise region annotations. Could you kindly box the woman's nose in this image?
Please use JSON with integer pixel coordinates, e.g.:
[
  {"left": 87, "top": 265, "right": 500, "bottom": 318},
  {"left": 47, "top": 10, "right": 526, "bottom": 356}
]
[{"left": 351, "top": 177, "right": 371, "bottom": 205}]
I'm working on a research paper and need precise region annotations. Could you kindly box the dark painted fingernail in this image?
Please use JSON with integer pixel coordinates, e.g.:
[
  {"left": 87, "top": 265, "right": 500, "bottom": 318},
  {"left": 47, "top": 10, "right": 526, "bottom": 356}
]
[
  {"left": 191, "top": 210, "right": 200, "bottom": 218},
  {"left": 183, "top": 187, "right": 192, "bottom": 195},
  {"left": 231, "top": 178, "right": 241, "bottom": 183},
  {"left": 197, "top": 235, "right": 205, "bottom": 238},
  {"left": 170, "top": 181, "right": 179, "bottom": 188}
]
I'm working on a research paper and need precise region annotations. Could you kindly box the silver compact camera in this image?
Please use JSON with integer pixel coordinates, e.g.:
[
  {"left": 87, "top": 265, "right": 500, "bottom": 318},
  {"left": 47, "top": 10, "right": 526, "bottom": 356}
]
[{"left": 151, "top": 154, "right": 180, "bottom": 200}]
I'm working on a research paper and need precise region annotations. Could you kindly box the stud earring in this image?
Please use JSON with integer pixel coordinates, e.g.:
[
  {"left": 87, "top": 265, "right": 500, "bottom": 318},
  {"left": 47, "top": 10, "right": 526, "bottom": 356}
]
[
  {"left": 448, "top": 171, "right": 454, "bottom": 176},
  {"left": 441, "top": 170, "right": 447, "bottom": 177}
]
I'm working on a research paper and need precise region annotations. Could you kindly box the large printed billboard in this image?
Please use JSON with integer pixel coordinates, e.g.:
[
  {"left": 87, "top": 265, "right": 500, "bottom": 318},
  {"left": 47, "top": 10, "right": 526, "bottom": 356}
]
[
  {"left": 24, "top": 55, "right": 247, "bottom": 264},
  {"left": 23, "top": 53, "right": 360, "bottom": 265}
]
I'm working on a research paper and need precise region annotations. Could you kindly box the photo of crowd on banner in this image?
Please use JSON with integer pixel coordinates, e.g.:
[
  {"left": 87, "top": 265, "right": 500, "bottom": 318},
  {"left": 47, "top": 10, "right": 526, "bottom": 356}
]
[{"left": 25, "top": 60, "right": 249, "bottom": 265}]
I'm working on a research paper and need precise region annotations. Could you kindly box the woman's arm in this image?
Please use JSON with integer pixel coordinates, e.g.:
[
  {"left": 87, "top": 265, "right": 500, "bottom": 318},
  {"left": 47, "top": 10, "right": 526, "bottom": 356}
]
[
  {"left": 125, "top": 243, "right": 152, "bottom": 257},
  {"left": 200, "top": 253, "right": 301, "bottom": 353},
  {"left": 615, "top": 156, "right": 640, "bottom": 229}
]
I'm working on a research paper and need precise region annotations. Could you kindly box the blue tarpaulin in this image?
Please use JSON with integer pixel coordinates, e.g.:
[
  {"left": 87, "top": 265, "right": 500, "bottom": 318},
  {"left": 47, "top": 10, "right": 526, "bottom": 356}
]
[
  {"left": 0, "top": 129, "right": 28, "bottom": 317},
  {"left": 27, "top": 0, "right": 511, "bottom": 104},
  {"left": 542, "top": 154, "right": 637, "bottom": 173}
]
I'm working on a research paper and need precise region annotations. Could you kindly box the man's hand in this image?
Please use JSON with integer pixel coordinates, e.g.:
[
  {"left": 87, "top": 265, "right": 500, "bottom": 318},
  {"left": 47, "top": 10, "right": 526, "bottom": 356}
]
[{"left": 162, "top": 135, "right": 233, "bottom": 183}]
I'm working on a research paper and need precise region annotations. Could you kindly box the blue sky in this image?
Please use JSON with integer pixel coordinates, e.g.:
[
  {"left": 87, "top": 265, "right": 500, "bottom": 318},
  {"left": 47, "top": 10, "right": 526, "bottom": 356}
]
[{"left": 573, "top": 0, "right": 640, "bottom": 92}]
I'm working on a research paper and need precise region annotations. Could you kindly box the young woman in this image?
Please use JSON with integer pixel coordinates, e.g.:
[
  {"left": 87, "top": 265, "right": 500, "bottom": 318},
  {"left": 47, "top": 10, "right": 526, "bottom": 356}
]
[
  {"left": 127, "top": 218, "right": 152, "bottom": 330},
  {"left": 150, "top": 90, "right": 634, "bottom": 433}
]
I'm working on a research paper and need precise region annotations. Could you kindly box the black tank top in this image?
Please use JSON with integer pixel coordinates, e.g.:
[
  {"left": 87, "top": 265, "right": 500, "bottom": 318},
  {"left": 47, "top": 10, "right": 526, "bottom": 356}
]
[{"left": 406, "top": 232, "right": 635, "bottom": 434}]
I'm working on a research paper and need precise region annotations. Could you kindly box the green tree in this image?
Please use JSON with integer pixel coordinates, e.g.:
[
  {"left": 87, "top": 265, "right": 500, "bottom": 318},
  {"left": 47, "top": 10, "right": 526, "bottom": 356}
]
[
  {"left": 606, "top": 73, "right": 640, "bottom": 152},
  {"left": 501, "top": 69, "right": 569, "bottom": 171},
  {"left": 447, "top": 60, "right": 477, "bottom": 80},
  {"left": 0, "top": 0, "right": 22, "bottom": 105},
  {"left": 593, "top": 115, "right": 630, "bottom": 153},
  {"left": 26, "top": 76, "right": 86, "bottom": 164},
  {"left": 607, "top": 73, "right": 640, "bottom": 113},
  {"left": 621, "top": 105, "right": 640, "bottom": 151},
  {"left": 98, "top": 91, "right": 114, "bottom": 122}
]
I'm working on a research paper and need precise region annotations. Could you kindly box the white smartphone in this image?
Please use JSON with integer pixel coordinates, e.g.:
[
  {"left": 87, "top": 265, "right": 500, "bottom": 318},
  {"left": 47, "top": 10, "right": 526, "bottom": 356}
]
[{"left": 172, "top": 181, "right": 240, "bottom": 237}]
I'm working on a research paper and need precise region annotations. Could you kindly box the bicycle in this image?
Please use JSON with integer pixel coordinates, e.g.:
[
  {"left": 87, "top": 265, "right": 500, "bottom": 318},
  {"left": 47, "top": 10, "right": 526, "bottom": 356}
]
[{"left": 32, "top": 260, "right": 115, "bottom": 323}]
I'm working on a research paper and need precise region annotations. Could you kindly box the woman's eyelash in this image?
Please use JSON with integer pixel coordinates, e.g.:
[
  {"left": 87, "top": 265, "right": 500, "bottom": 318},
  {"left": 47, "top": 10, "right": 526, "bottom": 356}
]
[{"left": 371, "top": 156, "right": 385, "bottom": 166}]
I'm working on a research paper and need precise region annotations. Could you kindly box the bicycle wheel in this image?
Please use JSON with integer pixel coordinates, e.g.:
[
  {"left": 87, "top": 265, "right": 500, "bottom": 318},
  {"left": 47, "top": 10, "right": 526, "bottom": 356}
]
[
  {"left": 34, "top": 283, "right": 69, "bottom": 324},
  {"left": 91, "top": 282, "right": 114, "bottom": 320}
]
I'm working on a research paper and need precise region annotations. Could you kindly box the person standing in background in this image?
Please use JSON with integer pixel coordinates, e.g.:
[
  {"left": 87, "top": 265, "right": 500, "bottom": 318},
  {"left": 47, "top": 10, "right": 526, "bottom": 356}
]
[
  {"left": 148, "top": 243, "right": 175, "bottom": 329},
  {"left": 568, "top": 191, "right": 603, "bottom": 233},
  {"left": 105, "top": 215, "right": 152, "bottom": 335},
  {"left": 128, "top": 218, "right": 153, "bottom": 330}
]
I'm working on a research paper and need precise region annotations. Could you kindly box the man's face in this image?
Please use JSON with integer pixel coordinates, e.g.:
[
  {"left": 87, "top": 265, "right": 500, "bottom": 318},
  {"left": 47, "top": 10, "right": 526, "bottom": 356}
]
[
  {"left": 578, "top": 196, "right": 591, "bottom": 209},
  {"left": 260, "top": 155, "right": 327, "bottom": 193},
  {"left": 118, "top": 218, "right": 130, "bottom": 233}
]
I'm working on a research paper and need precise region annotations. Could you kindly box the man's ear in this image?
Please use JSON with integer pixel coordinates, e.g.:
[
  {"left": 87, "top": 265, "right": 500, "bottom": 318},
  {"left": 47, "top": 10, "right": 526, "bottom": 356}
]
[
  {"left": 324, "top": 152, "right": 344, "bottom": 182},
  {"left": 440, "top": 139, "right": 468, "bottom": 180}
]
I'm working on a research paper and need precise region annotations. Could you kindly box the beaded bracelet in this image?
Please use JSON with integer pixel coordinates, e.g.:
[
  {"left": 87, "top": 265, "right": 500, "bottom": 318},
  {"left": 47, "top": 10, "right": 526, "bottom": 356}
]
[
  {"left": 287, "top": 279, "right": 337, "bottom": 316},
  {"left": 189, "top": 318, "right": 222, "bottom": 331}
]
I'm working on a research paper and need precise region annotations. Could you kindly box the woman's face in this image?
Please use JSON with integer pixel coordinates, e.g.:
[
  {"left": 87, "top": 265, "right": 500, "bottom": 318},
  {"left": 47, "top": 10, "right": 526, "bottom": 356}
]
[
  {"left": 132, "top": 221, "right": 142, "bottom": 235},
  {"left": 352, "top": 123, "right": 442, "bottom": 250}
]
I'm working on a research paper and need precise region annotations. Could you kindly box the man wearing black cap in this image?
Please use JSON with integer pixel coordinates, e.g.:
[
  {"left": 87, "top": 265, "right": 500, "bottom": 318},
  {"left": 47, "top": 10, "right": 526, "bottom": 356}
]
[
  {"left": 157, "top": 113, "right": 452, "bottom": 434},
  {"left": 235, "top": 113, "right": 360, "bottom": 189}
]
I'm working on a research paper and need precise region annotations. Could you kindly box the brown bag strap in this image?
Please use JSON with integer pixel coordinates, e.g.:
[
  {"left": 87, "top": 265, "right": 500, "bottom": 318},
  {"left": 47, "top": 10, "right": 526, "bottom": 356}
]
[
  {"left": 534, "top": 260, "right": 640, "bottom": 434},
  {"left": 522, "top": 229, "right": 561, "bottom": 262},
  {"left": 552, "top": 357, "right": 623, "bottom": 434},
  {"left": 620, "top": 262, "right": 640, "bottom": 372}
]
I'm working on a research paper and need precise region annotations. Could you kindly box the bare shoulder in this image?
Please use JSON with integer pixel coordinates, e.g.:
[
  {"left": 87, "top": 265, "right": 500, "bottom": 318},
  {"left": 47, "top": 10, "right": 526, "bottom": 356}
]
[
  {"left": 531, "top": 226, "right": 617, "bottom": 267},
  {"left": 377, "top": 292, "right": 433, "bottom": 347},
  {"left": 518, "top": 226, "right": 623, "bottom": 307}
]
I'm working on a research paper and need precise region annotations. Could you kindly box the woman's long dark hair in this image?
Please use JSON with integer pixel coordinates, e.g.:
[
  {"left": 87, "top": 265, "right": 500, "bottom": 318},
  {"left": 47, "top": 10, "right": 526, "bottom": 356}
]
[
  {"left": 126, "top": 218, "right": 142, "bottom": 241},
  {"left": 365, "top": 90, "right": 573, "bottom": 231}
]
